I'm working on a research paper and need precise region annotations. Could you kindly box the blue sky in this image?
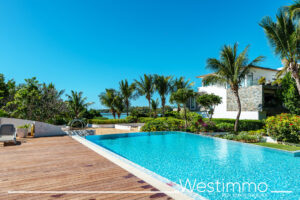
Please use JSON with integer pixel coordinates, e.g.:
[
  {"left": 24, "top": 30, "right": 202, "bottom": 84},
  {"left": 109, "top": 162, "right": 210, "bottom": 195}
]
[{"left": 0, "top": 0, "right": 289, "bottom": 108}]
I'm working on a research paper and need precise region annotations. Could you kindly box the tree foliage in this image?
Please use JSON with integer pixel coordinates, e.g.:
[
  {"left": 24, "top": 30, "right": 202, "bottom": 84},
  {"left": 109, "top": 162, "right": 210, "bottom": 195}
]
[
  {"left": 170, "top": 88, "right": 195, "bottom": 127},
  {"left": 260, "top": 8, "right": 300, "bottom": 95},
  {"left": 151, "top": 98, "right": 159, "bottom": 117},
  {"left": 154, "top": 75, "right": 172, "bottom": 116},
  {"left": 119, "top": 79, "right": 136, "bottom": 116},
  {"left": 135, "top": 74, "right": 155, "bottom": 117},
  {"left": 66, "top": 90, "right": 93, "bottom": 119},
  {"left": 197, "top": 94, "right": 222, "bottom": 121},
  {"left": 277, "top": 73, "right": 300, "bottom": 114}
]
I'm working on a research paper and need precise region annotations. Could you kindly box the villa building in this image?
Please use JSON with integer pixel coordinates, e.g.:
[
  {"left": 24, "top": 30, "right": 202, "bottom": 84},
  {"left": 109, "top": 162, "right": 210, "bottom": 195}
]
[{"left": 189, "top": 66, "right": 286, "bottom": 120}]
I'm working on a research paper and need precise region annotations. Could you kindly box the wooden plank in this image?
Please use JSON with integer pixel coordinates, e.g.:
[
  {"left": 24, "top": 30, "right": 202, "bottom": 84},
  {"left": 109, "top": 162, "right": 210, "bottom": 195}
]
[{"left": 0, "top": 136, "right": 172, "bottom": 200}]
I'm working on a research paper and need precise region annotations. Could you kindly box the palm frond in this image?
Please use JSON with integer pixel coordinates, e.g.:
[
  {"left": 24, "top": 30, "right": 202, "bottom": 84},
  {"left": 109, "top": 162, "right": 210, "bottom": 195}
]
[{"left": 202, "top": 75, "right": 226, "bottom": 86}]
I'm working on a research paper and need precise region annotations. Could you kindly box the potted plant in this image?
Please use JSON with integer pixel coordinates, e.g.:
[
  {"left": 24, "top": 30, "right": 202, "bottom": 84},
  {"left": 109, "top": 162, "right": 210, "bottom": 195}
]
[{"left": 17, "top": 124, "right": 31, "bottom": 138}]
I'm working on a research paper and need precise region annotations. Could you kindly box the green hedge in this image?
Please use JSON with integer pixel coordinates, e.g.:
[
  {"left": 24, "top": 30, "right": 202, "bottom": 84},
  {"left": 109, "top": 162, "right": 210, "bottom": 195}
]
[
  {"left": 204, "top": 118, "right": 265, "bottom": 131},
  {"left": 88, "top": 119, "right": 128, "bottom": 124},
  {"left": 141, "top": 117, "right": 185, "bottom": 132},
  {"left": 138, "top": 117, "right": 155, "bottom": 123}
]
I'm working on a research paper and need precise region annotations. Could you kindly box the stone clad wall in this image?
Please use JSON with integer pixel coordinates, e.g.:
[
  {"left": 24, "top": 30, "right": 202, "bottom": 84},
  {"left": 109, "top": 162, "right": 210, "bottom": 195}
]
[{"left": 227, "top": 85, "right": 263, "bottom": 111}]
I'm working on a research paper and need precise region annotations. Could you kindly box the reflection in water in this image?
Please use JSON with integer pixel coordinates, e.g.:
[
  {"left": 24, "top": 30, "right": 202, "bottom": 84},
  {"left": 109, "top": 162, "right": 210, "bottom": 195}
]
[{"left": 216, "top": 139, "right": 228, "bottom": 164}]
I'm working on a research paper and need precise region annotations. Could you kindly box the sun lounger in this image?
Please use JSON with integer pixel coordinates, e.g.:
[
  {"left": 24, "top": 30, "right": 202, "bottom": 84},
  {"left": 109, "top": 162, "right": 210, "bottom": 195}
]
[{"left": 0, "top": 124, "right": 16, "bottom": 144}]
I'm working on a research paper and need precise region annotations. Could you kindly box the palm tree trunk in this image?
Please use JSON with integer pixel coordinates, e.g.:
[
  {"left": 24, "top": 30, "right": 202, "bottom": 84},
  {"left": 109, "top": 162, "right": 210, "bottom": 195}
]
[
  {"left": 177, "top": 104, "right": 181, "bottom": 113},
  {"left": 290, "top": 64, "right": 300, "bottom": 95},
  {"left": 148, "top": 99, "right": 151, "bottom": 117},
  {"left": 233, "top": 88, "right": 241, "bottom": 132},
  {"left": 162, "top": 97, "right": 165, "bottom": 117},
  {"left": 184, "top": 105, "right": 187, "bottom": 129}
]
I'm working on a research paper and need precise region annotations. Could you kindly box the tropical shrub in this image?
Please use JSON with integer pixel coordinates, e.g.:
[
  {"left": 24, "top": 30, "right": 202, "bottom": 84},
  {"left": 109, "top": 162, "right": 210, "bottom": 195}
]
[
  {"left": 186, "top": 112, "right": 202, "bottom": 122},
  {"left": 130, "top": 107, "right": 149, "bottom": 118},
  {"left": 223, "top": 132, "right": 262, "bottom": 143},
  {"left": 265, "top": 113, "right": 300, "bottom": 143},
  {"left": 88, "top": 119, "right": 128, "bottom": 124},
  {"left": 223, "top": 134, "right": 237, "bottom": 140},
  {"left": 46, "top": 115, "right": 69, "bottom": 125},
  {"left": 200, "top": 121, "right": 217, "bottom": 132},
  {"left": 276, "top": 73, "right": 300, "bottom": 115},
  {"left": 247, "top": 129, "right": 266, "bottom": 136},
  {"left": 190, "top": 118, "right": 217, "bottom": 133},
  {"left": 83, "top": 109, "right": 103, "bottom": 119},
  {"left": 125, "top": 116, "right": 138, "bottom": 123},
  {"left": 216, "top": 122, "right": 234, "bottom": 132},
  {"left": 165, "top": 111, "right": 180, "bottom": 118},
  {"left": 236, "top": 132, "right": 262, "bottom": 143},
  {"left": 141, "top": 117, "right": 185, "bottom": 132},
  {"left": 138, "top": 117, "right": 154, "bottom": 123},
  {"left": 0, "top": 109, "right": 9, "bottom": 117},
  {"left": 206, "top": 118, "right": 264, "bottom": 131}
]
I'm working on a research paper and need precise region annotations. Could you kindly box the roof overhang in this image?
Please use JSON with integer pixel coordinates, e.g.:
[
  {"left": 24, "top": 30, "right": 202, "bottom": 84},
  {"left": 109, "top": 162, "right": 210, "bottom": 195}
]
[{"left": 196, "top": 66, "right": 279, "bottom": 78}]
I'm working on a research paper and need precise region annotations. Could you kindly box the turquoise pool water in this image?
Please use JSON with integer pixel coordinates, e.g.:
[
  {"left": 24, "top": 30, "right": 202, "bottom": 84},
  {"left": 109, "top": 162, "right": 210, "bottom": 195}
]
[{"left": 86, "top": 132, "right": 300, "bottom": 200}]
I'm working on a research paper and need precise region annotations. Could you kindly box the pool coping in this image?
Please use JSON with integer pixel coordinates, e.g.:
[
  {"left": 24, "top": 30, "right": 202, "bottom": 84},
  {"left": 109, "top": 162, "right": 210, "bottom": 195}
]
[{"left": 72, "top": 135, "right": 207, "bottom": 200}]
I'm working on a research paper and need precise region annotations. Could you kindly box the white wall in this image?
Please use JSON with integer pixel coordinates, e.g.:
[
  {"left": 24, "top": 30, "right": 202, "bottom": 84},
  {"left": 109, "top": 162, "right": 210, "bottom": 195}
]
[
  {"left": 198, "top": 85, "right": 227, "bottom": 115},
  {"left": 197, "top": 86, "right": 264, "bottom": 120},
  {"left": 0, "top": 117, "right": 66, "bottom": 137},
  {"left": 249, "top": 68, "right": 277, "bottom": 85}
]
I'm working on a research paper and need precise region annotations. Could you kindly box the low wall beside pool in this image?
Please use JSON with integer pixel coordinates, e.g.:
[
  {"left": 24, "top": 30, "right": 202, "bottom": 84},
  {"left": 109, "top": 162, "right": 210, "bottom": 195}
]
[{"left": 0, "top": 117, "right": 66, "bottom": 137}]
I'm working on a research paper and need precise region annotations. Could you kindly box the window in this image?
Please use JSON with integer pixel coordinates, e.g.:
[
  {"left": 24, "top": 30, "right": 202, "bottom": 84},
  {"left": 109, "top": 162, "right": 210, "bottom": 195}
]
[{"left": 247, "top": 73, "right": 253, "bottom": 87}]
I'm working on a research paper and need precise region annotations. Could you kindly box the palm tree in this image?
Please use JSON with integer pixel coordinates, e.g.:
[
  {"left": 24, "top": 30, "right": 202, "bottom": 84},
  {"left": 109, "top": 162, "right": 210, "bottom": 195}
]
[
  {"left": 66, "top": 91, "right": 93, "bottom": 119},
  {"left": 99, "top": 89, "right": 118, "bottom": 119},
  {"left": 154, "top": 75, "right": 172, "bottom": 116},
  {"left": 114, "top": 95, "right": 125, "bottom": 119},
  {"left": 119, "top": 80, "right": 136, "bottom": 116},
  {"left": 202, "top": 43, "right": 264, "bottom": 132},
  {"left": 135, "top": 74, "right": 155, "bottom": 117},
  {"left": 171, "top": 77, "right": 193, "bottom": 112},
  {"left": 151, "top": 98, "right": 159, "bottom": 117},
  {"left": 260, "top": 9, "right": 300, "bottom": 95},
  {"left": 284, "top": 0, "right": 300, "bottom": 20},
  {"left": 170, "top": 88, "right": 195, "bottom": 128}
]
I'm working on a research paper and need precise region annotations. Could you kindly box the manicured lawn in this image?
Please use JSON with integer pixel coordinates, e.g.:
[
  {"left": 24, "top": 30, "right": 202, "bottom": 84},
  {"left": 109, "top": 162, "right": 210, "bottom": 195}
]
[{"left": 254, "top": 143, "right": 300, "bottom": 151}]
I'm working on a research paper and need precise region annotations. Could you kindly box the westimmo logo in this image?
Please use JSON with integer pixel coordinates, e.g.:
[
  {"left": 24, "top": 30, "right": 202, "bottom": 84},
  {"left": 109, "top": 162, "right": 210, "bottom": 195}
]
[{"left": 179, "top": 179, "right": 268, "bottom": 194}]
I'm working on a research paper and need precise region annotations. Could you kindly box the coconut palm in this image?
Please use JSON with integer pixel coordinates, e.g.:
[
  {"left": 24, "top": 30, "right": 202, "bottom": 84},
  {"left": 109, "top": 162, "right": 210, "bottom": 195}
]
[
  {"left": 202, "top": 43, "right": 264, "bottom": 132},
  {"left": 114, "top": 95, "right": 125, "bottom": 119},
  {"left": 119, "top": 80, "right": 136, "bottom": 116},
  {"left": 99, "top": 89, "right": 118, "bottom": 119},
  {"left": 135, "top": 74, "right": 155, "bottom": 117},
  {"left": 284, "top": 0, "right": 300, "bottom": 20},
  {"left": 66, "top": 90, "right": 93, "bottom": 119},
  {"left": 154, "top": 75, "right": 172, "bottom": 116},
  {"left": 171, "top": 77, "right": 193, "bottom": 112},
  {"left": 170, "top": 88, "right": 195, "bottom": 128},
  {"left": 260, "top": 9, "right": 300, "bottom": 95},
  {"left": 151, "top": 98, "right": 159, "bottom": 118}
]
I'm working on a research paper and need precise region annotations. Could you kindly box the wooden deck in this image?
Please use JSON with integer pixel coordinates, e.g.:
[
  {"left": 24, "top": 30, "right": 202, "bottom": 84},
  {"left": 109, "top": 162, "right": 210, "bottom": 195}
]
[{"left": 0, "top": 136, "right": 172, "bottom": 200}]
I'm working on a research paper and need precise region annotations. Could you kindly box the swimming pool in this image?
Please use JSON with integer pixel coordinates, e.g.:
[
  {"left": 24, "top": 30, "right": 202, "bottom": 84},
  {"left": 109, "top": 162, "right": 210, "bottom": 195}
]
[{"left": 86, "top": 132, "right": 300, "bottom": 200}]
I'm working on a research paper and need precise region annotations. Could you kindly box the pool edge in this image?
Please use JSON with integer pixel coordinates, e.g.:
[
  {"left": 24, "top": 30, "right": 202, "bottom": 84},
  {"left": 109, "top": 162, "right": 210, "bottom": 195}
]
[{"left": 72, "top": 135, "right": 207, "bottom": 200}]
